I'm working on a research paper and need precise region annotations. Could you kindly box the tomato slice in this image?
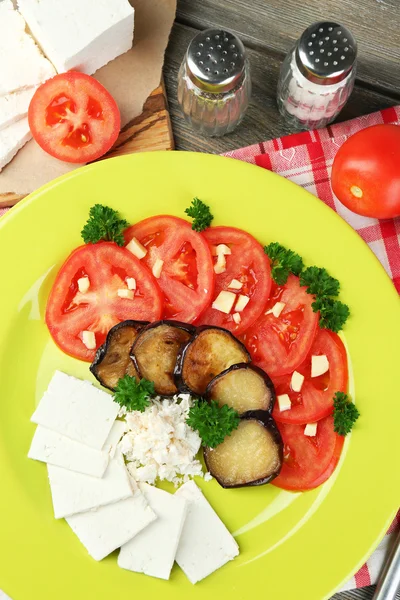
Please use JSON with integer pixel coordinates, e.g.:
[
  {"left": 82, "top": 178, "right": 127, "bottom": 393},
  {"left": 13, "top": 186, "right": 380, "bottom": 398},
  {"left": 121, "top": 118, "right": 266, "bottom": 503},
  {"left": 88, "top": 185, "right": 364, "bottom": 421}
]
[
  {"left": 45, "top": 242, "right": 163, "bottom": 362},
  {"left": 124, "top": 216, "right": 215, "bottom": 323},
  {"left": 272, "top": 330, "right": 348, "bottom": 424},
  {"left": 272, "top": 416, "right": 344, "bottom": 491},
  {"left": 28, "top": 72, "right": 120, "bottom": 164},
  {"left": 243, "top": 275, "right": 318, "bottom": 377},
  {"left": 196, "top": 226, "right": 272, "bottom": 335}
]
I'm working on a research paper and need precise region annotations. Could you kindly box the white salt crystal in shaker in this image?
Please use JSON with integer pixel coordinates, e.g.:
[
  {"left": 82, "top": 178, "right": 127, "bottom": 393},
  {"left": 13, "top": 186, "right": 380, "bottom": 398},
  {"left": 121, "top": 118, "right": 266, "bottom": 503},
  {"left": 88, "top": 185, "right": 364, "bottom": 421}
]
[{"left": 277, "top": 21, "right": 357, "bottom": 130}]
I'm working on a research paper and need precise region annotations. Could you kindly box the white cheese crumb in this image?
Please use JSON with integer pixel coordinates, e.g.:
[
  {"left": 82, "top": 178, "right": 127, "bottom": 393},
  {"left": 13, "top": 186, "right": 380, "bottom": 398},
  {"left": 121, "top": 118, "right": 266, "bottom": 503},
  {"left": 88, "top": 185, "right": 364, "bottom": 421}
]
[
  {"left": 311, "top": 354, "right": 329, "bottom": 378},
  {"left": 232, "top": 312, "right": 241, "bottom": 325},
  {"left": 277, "top": 394, "right": 291, "bottom": 412},
  {"left": 235, "top": 294, "right": 250, "bottom": 312},
  {"left": 82, "top": 330, "right": 96, "bottom": 350},
  {"left": 126, "top": 277, "right": 136, "bottom": 290},
  {"left": 266, "top": 301, "right": 286, "bottom": 317},
  {"left": 204, "top": 472, "right": 213, "bottom": 482},
  {"left": 152, "top": 258, "right": 164, "bottom": 279},
  {"left": 126, "top": 237, "right": 147, "bottom": 259},
  {"left": 212, "top": 291, "right": 236, "bottom": 314},
  {"left": 304, "top": 423, "right": 318, "bottom": 437},
  {"left": 214, "top": 253, "right": 226, "bottom": 274},
  {"left": 228, "top": 279, "right": 243, "bottom": 290},
  {"left": 216, "top": 244, "right": 231, "bottom": 256},
  {"left": 77, "top": 276, "right": 90, "bottom": 294},
  {"left": 291, "top": 370, "right": 304, "bottom": 392},
  {"left": 117, "top": 289, "right": 134, "bottom": 300}
]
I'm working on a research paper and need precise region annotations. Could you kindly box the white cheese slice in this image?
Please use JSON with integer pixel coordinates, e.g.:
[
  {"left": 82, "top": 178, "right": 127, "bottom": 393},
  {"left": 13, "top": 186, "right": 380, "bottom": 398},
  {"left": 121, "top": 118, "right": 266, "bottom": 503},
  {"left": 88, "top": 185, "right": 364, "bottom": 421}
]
[
  {"left": 119, "top": 483, "right": 187, "bottom": 580},
  {"left": 67, "top": 482, "right": 156, "bottom": 561},
  {"left": 277, "top": 394, "right": 291, "bottom": 412},
  {"left": 311, "top": 354, "right": 329, "bottom": 378},
  {"left": 77, "top": 276, "right": 90, "bottom": 294},
  {"left": 0, "top": 87, "right": 36, "bottom": 131},
  {"left": 227, "top": 279, "right": 243, "bottom": 290},
  {"left": 291, "top": 370, "right": 305, "bottom": 392},
  {"left": 31, "top": 371, "right": 120, "bottom": 450},
  {"left": 175, "top": 481, "right": 239, "bottom": 584},
  {"left": 0, "top": 1, "right": 55, "bottom": 96},
  {"left": 18, "top": 0, "right": 135, "bottom": 76},
  {"left": 235, "top": 294, "right": 250, "bottom": 312},
  {"left": 152, "top": 258, "right": 164, "bottom": 279},
  {"left": 48, "top": 457, "right": 133, "bottom": 519},
  {"left": 266, "top": 301, "right": 286, "bottom": 318},
  {"left": 126, "top": 277, "right": 136, "bottom": 290},
  {"left": 0, "top": 118, "right": 31, "bottom": 172},
  {"left": 304, "top": 423, "right": 318, "bottom": 437},
  {"left": 126, "top": 237, "right": 147, "bottom": 259},
  {"left": 211, "top": 291, "right": 236, "bottom": 314},
  {"left": 102, "top": 420, "right": 126, "bottom": 459}
]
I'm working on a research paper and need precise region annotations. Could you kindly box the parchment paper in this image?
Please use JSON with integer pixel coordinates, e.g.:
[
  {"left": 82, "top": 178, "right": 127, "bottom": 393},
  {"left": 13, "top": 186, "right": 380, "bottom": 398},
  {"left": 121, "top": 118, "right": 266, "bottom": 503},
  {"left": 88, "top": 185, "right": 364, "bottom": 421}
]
[{"left": 0, "top": 0, "right": 177, "bottom": 195}]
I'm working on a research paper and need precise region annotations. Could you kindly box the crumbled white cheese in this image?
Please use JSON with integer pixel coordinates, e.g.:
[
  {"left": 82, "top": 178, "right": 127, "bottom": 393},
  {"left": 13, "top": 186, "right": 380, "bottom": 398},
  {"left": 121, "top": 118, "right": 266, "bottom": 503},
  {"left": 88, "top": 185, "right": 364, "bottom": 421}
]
[
  {"left": 212, "top": 290, "right": 236, "bottom": 314},
  {"left": 304, "top": 423, "right": 317, "bottom": 437},
  {"left": 266, "top": 301, "right": 286, "bottom": 317},
  {"left": 232, "top": 312, "right": 241, "bottom": 325},
  {"left": 152, "top": 258, "right": 164, "bottom": 279},
  {"left": 277, "top": 394, "right": 291, "bottom": 412},
  {"left": 126, "top": 277, "right": 136, "bottom": 290},
  {"left": 214, "top": 253, "right": 226, "bottom": 274},
  {"left": 119, "top": 395, "right": 205, "bottom": 487},
  {"left": 77, "top": 276, "right": 90, "bottom": 294},
  {"left": 235, "top": 294, "right": 250, "bottom": 312},
  {"left": 117, "top": 288, "right": 134, "bottom": 300},
  {"left": 216, "top": 244, "right": 231, "bottom": 256},
  {"left": 311, "top": 354, "right": 329, "bottom": 378},
  {"left": 228, "top": 279, "right": 243, "bottom": 290},
  {"left": 291, "top": 370, "right": 304, "bottom": 392},
  {"left": 126, "top": 237, "right": 147, "bottom": 259},
  {"left": 82, "top": 330, "right": 96, "bottom": 350}
]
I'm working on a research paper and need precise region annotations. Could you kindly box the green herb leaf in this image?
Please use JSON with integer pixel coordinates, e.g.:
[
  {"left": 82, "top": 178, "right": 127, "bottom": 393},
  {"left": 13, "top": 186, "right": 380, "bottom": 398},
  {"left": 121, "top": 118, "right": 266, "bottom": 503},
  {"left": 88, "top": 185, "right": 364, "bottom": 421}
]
[
  {"left": 264, "top": 242, "right": 304, "bottom": 285},
  {"left": 333, "top": 391, "right": 360, "bottom": 436},
  {"left": 300, "top": 266, "right": 340, "bottom": 298},
  {"left": 81, "top": 204, "right": 129, "bottom": 246},
  {"left": 114, "top": 375, "right": 155, "bottom": 412},
  {"left": 187, "top": 399, "right": 240, "bottom": 448},
  {"left": 312, "top": 297, "right": 350, "bottom": 333},
  {"left": 185, "top": 198, "right": 213, "bottom": 232}
]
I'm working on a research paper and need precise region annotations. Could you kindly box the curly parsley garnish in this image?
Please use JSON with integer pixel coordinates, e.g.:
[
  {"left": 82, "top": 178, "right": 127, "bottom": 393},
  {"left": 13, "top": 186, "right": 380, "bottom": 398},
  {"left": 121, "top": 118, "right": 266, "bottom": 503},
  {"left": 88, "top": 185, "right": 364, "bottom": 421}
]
[
  {"left": 114, "top": 375, "right": 155, "bottom": 412},
  {"left": 300, "top": 266, "right": 340, "bottom": 298},
  {"left": 333, "top": 392, "right": 360, "bottom": 436},
  {"left": 81, "top": 204, "right": 129, "bottom": 246},
  {"left": 185, "top": 198, "right": 213, "bottom": 232},
  {"left": 312, "top": 297, "right": 350, "bottom": 333},
  {"left": 264, "top": 242, "right": 303, "bottom": 285},
  {"left": 187, "top": 399, "right": 240, "bottom": 448}
]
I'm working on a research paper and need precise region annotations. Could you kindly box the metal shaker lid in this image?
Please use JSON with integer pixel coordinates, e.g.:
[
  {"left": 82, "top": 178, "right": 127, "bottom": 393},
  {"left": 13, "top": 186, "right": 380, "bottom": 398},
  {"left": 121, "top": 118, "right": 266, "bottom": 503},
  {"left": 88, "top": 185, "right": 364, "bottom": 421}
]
[
  {"left": 296, "top": 21, "right": 357, "bottom": 85},
  {"left": 186, "top": 28, "right": 246, "bottom": 93}
]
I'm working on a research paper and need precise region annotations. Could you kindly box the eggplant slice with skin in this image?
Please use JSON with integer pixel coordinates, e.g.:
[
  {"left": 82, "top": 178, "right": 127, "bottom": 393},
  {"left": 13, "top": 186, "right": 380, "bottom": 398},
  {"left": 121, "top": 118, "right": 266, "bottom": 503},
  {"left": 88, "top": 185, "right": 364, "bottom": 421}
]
[
  {"left": 204, "top": 411, "right": 283, "bottom": 488},
  {"left": 131, "top": 320, "right": 195, "bottom": 396},
  {"left": 206, "top": 363, "right": 276, "bottom": 415},
  {"left": 90, "top": 320, "right": 148, "bottom": 390},
  {"left": 175, "top": 325, "right": 251, "bottom": 396}
]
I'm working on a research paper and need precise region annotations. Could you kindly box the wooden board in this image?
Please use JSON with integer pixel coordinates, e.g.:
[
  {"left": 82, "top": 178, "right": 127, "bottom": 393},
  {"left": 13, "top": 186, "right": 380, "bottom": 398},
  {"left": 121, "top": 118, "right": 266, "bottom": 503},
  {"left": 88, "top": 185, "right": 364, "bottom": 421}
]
[{"left": 0, "top": 82, "right": 174, "bottom": 208}]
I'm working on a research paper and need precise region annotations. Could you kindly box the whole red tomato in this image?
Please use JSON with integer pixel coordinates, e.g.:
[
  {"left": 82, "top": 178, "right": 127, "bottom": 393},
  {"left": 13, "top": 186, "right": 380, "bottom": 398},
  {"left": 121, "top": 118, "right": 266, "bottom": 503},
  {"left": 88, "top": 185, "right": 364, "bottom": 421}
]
[{"left": 331, "top": 124, "right": 400, "bottom": 219}]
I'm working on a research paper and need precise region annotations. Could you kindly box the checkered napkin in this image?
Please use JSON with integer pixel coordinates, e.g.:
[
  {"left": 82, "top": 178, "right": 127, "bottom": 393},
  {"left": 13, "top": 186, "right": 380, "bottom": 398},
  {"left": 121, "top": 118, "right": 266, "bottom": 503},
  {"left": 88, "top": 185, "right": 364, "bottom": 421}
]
[{"left": 223, "top": 105, "right": 400, "bottom": 591}]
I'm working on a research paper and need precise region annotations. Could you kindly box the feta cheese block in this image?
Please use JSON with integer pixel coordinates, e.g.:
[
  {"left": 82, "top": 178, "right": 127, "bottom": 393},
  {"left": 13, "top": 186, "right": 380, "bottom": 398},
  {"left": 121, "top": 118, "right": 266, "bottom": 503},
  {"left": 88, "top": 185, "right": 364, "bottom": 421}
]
[
  {"left": 18, "top": 0, "right": 135, "bottom": 76},
  {"left": 0, "top": 0, "right": 55, "bottom": 96},
  {"left": 31, "top": 371, "right": 120, "bottom": 450},
  {"left": 0, "top": 87, "right": 36, "bottom": 131},
  {"left": 119, "top": 483, "right": 187, "bottom": 580},
  {"left": 175, "top": 481, "right": 239, "bottom": 584},
  {"left": 66, "top": 483, "right": 156, "bottom": 561},
  {"left": 48, "top": 457, "right": 133, "bottom": 519},
  {"left": 0, "top": 118, "right": 31, "bottom": 172}
]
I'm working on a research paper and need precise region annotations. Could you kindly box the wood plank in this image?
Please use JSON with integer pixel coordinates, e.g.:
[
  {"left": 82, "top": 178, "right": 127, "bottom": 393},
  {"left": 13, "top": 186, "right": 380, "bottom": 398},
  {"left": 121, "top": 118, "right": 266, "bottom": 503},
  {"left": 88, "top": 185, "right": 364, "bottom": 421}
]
[
  {"left": 175, "top": 0, "right": 400, "bottom": 96},
  {"left": 164, "top": 22, "right": 398, "bottom": 153}
]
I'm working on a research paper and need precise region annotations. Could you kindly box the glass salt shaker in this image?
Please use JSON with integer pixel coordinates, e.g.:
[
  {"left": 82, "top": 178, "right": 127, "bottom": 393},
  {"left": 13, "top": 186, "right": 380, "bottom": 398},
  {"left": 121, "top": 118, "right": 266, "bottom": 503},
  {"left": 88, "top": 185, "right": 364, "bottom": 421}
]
[
  {"left": 277, "top": 21, "right": 357, "bottom": 130},
  {"left": 177, "top": 28, "right": 251, "bottom": 137}
]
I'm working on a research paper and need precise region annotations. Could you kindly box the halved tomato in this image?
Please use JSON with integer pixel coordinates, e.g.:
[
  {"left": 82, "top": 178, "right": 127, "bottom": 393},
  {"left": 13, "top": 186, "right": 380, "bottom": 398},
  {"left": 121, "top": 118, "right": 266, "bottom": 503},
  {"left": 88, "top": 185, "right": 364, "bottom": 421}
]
[
  {"left": 46, "top": 242, "right": 163, "bottom": 362},
  {"left": 124, "top": 216, "right": 214, "bottom": 323},
  {"left": 28, "top": 72, "right": 120, "bottom": 163},
  {"left": 196, "top": 226, "right": 272, "bottom": 335},
  {"left": 272, "top": 415, "right": 344, "bottom": 491},
  {"left": 243, "top": 275, "right": 318, "bottom": 377},
  {"left": 272, "top": 330, "right": 348, "bottom": 424}
]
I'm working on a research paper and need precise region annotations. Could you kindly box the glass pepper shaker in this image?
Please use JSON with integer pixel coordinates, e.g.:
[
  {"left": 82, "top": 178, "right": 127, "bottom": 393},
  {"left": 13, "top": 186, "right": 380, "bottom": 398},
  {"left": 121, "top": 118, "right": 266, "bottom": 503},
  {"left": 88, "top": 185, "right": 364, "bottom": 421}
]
[
  {"left": 277, "top": 21, "right": 357, "bottom": 130},
  {"left": 177, "top": 28, "right": 251, "bottom": 137}
]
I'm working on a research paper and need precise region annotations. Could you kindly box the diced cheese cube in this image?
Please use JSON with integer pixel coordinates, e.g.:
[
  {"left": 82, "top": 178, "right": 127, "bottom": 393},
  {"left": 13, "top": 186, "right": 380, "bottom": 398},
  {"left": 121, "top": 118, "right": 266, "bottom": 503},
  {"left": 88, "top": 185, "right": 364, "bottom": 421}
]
[
  {"left": 67, "top": 483, "right": 156, "bottom": 561},
  {"left": 266, "top": 301, "right": 286, "bottom": 318},
  {"left": 17, "top": 0, "right": 135, "bottom": 76},
  {"left": 77, "top": 276, "right": 90, "bottom": 294},
  {"left": 119, "top": 483, "right": 187, "bottom": 580},
  {"left": 0, "top": 1, "right": 55, "bottom": 96},
  {"left": 212, "top": 291, "right": 236, "bottom": 314},
  {"left": 31, "top": 371, "right": 120, "bottom": 449},
  {"left": 235, "top": 294, "right": 250, "bottom": 312},
  {"left": 228, "top": 279, "right": 243, "bottom": 290},
  {"left": 47, "top": 457, "right": 133, "bottom": 519},
  {"left": 126, "top": 237, "right": 147, "bottom": 259},
  {"left": 152, "top": 258, "right": 164, "bottom": 279},
  {"left": 0, "top": 87, "right": 36, "bottom": 131},
  {"left": 126, "top": 277, "right": 136, "bottom": 290},
  {"left": 291, "top": 370, "right": 304, "bottom": 392},
  {"left": 216, "top": 244, "right": 231, "bottom": 256},
  {"left": 214, "top": 253, "right": 226, "bottom": 274},
  {"left": 117, "top": 288, "right": 134, "bottom": 299},
  {"left": 0, "top": 118, "right": 31, "bottom": 172},
  {"left": 304, "top": 423, "right": 318, "bottom": 437},
  {"left": 232, "top": 312, "right": 241, "bottom": 325},
  {"left": 277, "top": 394, "right": 291, "bottom": 412},
  {"left": 311, "top": 354, "right": 329, "bottom": 378},
  {"left": 175, "top": 481, "right": 239, "bottom": 584},
  {"left": 82, "top": 330, "right": 96, "bottom": 349}
]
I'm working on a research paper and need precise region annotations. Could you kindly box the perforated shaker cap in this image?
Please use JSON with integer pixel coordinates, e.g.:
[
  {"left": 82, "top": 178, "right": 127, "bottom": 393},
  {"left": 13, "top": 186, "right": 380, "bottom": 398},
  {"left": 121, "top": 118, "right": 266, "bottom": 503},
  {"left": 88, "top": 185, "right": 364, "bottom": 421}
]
[
  {"left": 186, "top": 29, "right": 246, "bottom": 93},
  {"left": 296, "top": 21, "right": 357, "bottom": 85}
]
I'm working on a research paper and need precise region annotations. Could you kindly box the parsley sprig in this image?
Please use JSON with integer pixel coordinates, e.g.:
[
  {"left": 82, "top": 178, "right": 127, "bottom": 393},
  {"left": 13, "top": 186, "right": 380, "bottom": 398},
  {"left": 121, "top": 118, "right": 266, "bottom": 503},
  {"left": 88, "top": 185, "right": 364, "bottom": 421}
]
[
  {"left": 333, "top": 392, "right": 360, "bottom": 436},
  {"left": 185, "top": 198, "right": 213, "bottom": 232},
  {"left": 264, "top": 242, "right": 303, "bottom": 285},
  {"left": 312, "top": 297, "right": 350, "bottom": 333},
  {"left": 300, "top": 266, "right": 340, "bottom": 298},
  {"left": 187, "top": 399, "right": 240, "bottom": 448},
  {"left": 114, "top": 375, "right": 155, "bottom": 412},
  {"left": 81, "top": 204, "right": 129, "bottom": 246}
]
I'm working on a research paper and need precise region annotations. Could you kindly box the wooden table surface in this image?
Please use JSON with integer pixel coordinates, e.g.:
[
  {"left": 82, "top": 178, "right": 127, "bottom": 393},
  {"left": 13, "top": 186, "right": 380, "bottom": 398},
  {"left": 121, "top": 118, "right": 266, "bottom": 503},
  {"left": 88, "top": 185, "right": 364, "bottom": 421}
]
[{"left": 163, "top": 2, "right": 400, "bottom": 599}]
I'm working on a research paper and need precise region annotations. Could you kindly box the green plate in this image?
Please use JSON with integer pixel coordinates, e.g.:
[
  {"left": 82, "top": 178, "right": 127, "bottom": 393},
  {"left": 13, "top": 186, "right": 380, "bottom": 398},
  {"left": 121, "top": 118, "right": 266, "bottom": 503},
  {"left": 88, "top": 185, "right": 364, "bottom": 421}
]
[{"left": 0, "top": 152, "right": 399, "bottom": 600}]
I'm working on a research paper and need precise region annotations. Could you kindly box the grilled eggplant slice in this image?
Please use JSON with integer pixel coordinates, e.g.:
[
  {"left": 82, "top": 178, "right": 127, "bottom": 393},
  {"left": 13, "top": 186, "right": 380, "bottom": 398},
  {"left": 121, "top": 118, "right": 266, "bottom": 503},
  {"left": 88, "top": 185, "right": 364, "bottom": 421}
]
[
  {"left": 206, "top": 363, "right": 275, "bottom": 415},
  {"left": 175, "top": 325, "right": 251, "bottom": 395},
  {"left": 131, "top": 320, "right": 195, "bottom": 396},
  {"left": 90, "top": 320, "right": 148, "bottom": 390},
  {"left": 204, "top": 411, "right": 283, "bottom": 488}
]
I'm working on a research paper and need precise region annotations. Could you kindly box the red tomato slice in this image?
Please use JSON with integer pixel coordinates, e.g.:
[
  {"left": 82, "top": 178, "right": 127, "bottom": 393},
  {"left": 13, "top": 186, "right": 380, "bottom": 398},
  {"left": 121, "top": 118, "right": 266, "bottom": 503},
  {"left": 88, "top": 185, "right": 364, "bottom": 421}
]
[
  {"left": 46, "top": 242, "right": 163, "bottom": 362},
  {"left": 243, "top": 275, "right": 318, "bottom": 377},
  {"left": 124, "top": 216, "right": 215, "bottom": 323},
  {"left": 196, "top": 226, "right": 272, "bottom": 335},
  {"left": 272, "top": 330, "right": 348, "bottom": 425},
  {"left": 272, "top": 415, "right": 344, "bottom": 491},
  {"left": 28, "top": 72, "right": 120, "bottom": 164}
]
